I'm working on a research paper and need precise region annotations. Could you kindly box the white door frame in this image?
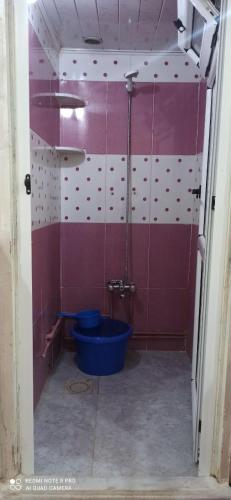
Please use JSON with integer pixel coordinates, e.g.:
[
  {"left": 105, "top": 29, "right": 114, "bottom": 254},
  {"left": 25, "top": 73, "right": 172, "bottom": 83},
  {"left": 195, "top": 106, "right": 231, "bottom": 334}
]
[
  {"left": 191, "top": 88, "right": 213, "bottom": 463},
  {"left": 0, "top": 0, "right": 34, "bottom": 478},
  {"left": 13, "top": 0, "right": 34, "bottom": 475},
  {"left": 1, "top": 0, "right": 231, "bottom": 485},
  {"left": 198, "top": 0, "right": 231, "bottom": 478}
]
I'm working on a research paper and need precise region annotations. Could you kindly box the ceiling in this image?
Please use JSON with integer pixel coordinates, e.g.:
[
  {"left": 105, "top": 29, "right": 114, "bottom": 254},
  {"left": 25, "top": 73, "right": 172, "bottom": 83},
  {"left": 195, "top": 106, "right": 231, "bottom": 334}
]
[{"left": 39, "top": 0, "right": 179, "bottom": 52}]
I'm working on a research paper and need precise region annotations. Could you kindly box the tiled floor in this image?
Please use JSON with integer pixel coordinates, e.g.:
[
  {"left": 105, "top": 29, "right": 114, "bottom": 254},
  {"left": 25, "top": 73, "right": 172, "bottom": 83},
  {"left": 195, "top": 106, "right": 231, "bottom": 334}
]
[{"left": 34, "top": 351, "right": 197, "bottom": 477}]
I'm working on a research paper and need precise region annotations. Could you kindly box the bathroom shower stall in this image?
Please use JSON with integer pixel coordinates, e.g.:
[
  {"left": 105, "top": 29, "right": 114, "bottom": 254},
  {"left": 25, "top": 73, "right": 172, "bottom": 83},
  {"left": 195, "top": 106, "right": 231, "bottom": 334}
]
[{"left": 28, "top": 0, "right": 220, "bottom": 478}]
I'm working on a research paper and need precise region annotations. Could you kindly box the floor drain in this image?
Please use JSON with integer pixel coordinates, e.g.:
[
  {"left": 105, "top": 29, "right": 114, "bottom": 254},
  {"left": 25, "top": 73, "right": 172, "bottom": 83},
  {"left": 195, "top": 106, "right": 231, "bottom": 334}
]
[{"left": 65, "top": 379, "right": 94, "bottom": 394}]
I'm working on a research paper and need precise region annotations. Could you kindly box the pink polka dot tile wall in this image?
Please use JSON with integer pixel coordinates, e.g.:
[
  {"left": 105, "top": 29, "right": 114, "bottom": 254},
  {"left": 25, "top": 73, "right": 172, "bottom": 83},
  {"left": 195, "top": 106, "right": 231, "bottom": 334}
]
[
  {"left": 28, "top": 7, "right": 61, "bottom": 406},
  {"left": 61, "top": 155, "right": 202, "bottom": 225},
  {"left": 59, "top": 53, "right": 206, "bottom": 225},
  {"left": 28, "top": 1, "right": 207, "bottom": 385}
]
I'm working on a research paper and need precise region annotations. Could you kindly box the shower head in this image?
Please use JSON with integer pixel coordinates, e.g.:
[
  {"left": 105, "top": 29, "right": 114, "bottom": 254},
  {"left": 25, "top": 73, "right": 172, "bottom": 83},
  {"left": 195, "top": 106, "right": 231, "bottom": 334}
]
[
  {"left": 124, "top": 69, "right": 139, "bottom": 93},
  {"left": 124, "top": 70, "right": 139, "bottom": 79}
]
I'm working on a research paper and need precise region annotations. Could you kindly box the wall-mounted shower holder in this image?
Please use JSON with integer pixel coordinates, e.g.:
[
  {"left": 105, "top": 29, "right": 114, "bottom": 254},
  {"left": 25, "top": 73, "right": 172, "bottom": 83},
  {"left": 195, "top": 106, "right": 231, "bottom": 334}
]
[{"left": 106, "top": 279, "right": 136, "bottom": 299}]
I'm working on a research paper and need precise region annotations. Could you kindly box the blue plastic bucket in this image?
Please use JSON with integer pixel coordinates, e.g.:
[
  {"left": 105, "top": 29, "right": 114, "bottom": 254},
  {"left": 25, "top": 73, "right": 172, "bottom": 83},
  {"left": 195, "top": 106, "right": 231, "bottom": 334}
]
[
  {"left": 71, "top": 317, "right": 132, "bottom": 375},
  {"left": 58, "top": 310, "right": 101, "bottom": 328}
]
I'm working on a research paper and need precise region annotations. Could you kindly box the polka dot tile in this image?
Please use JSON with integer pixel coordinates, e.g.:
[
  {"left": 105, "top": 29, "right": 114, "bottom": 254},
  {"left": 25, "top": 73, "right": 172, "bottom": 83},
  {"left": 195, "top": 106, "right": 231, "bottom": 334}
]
[
  {"left": 61, "top": 155, "right": 106, "bottom": 223},
  {"left": 105, "top": 155, "right": 127, "bottom": 222},
  {"left": 60, "top": 52, "right": 202, "bottom": 83},
  {"left": 31, "top": 131, "right": 61, "bottom": 230},
  {"left": 60, "top": 154, "right": 202, "bottom": 225},
  {"left": 150, "top": 155, "right": 201, "bottom": 224},
  {"left": 130, "top": 156, "right": 152, "bottom": 223}
]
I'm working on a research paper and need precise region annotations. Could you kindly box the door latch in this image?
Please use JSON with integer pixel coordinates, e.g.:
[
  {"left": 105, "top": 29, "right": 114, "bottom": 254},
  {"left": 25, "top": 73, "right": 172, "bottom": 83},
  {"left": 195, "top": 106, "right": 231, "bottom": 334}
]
[
  {"left": 24, "top": 174, "right": 31, "bottom": 195},
  {"left": 212, "top": 195, "right": 216, "bottom": 211},
  {"left": 192, "top": 185, "right": 201, "bottom": 199}
]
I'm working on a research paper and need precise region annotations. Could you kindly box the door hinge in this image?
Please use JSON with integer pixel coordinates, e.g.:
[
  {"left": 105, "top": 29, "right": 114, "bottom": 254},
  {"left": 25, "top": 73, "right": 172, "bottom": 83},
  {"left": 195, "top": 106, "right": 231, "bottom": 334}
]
[
  {"left": 24, "top": 174, "right": 31, "bottom": 195},
  {"left": 198, "top": 419, "right": 202, "bottom": 433},
  {"left": 212, "top": 195, "right": 216, "bottom": 211}
]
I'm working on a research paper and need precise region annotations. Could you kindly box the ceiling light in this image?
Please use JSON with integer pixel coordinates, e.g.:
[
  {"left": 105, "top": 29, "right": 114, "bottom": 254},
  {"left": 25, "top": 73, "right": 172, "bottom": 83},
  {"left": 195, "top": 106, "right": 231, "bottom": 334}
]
[
  {"left": 27, "top": 0, "right": 38, "bottom": 4},
  {"left": 83, "top": 36, "right": 102, "bottom": 45}
]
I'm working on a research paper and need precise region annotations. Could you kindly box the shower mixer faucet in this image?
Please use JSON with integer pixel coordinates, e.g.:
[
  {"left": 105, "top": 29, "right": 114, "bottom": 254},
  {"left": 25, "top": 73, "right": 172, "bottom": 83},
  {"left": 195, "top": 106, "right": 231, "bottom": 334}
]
[{"left": 107, "top": 279, "right": 136, "bottom": 299}]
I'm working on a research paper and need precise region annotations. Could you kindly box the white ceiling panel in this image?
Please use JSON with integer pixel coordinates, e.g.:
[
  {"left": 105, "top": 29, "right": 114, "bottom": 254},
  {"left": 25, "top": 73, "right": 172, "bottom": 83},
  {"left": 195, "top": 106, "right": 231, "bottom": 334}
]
[
  {"left": 41, "top": 0, "right": 61, "bottom": 37},
  {"left": 139, "top": 0, "right": 162, "bottom": 25},
  {"left": 97, "top": 0, "right": 118, "bottom": 23},
  {"left": 55, "top": 0, "right": 83, "bottom": 47},
  {"left": 118, "top": 0, "right": 140, "bottom": 24},
  {"left": 75, "top": 0, "right": 100, "bottom": 37},
  {"left": 38, "top": 0, "right": 179, "bottom": 52},
  {"left": 153, "top": 0, "right": 178, "bottom": 51}
]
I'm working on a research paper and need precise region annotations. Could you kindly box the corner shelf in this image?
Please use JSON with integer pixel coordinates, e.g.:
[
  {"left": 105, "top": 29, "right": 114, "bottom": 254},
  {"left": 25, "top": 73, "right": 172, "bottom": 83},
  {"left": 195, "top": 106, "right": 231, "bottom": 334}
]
[
  {"left": 55, "top": 146, "right": 86, "bottom": 167},
  {"left": 31, "top": 92, "right": 86, "bottom": 109}
]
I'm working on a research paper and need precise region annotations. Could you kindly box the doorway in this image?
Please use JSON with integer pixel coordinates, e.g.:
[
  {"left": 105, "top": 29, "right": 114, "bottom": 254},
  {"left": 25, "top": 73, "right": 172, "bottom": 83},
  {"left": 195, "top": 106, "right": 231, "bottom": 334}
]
[{"left": 4, "top": 0, "right": 231, "bottom": 488}]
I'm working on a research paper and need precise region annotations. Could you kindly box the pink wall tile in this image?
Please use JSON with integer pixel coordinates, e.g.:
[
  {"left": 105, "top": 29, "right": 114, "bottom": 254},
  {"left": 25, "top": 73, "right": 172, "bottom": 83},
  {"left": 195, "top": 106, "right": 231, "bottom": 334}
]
[
  {"left": 186, "top": 224, "right": 198, "bottom": 359},
  {"left": 105, "top": 223, "right": 126, "bottom": 281},
  {"left": 197, "top": 80, "right": 207, "bottom": 154},
  {"left": 33, "top": 353, "right": 51, "bottom": 408},
  {"left": 33, "top": 327, "right": 62, "bottom": 407},
  {"left": 129, "top": 224, "right": 149, "bottom": 288},
  {"left": 32, "top": 223, "right": 61, "bottom": 324},
  {"left": 147, "top": 334, "right": 185, "bottom": 351},
  {"left": 32, "top": 224, "right": 61, "bottom": 407},
  {"left": 30, "top": 20, "right": 61, "bottom": 405},
  {"left": 61, "top": 286, "right": 105, "bottom": 313},
  {"left": 105, "top": 289, "right": 149, "bottom": 332},
  {"left": 148, "top": 288, "right": 189, "bottom": 332},
  {"left": 60, "top": 222, "right": 197, "bottom": 345},
  {"left": 105, "top": 292, "right": 131, "bottom": 323},
  {"left": 105, "top": 224, "right": 149, "bottom": 287},
  {"left": 59, "top": 81, "right": 200, "bottom": 156},
  {"left": 107, "top": 83, "right": 128, "bottom": 154},
  {"left": 149, "top": 224, "right": 191, "bottom": 289},
  {"left": 153, "top": 83, "right": 199, "bottom": 155},
  {"left": 61, "top": 223, "right": 105, "bottom": 287},
  {"left": 33, "top": 316, "right": 43, "bottom": 356},
  {"left": 29, "top": 23, "right": 59, "bottom": 146},
  {"left": 128, "top": 335, "right": 148, "bottom": 350},
  {"left": 131, "top": 83, "right": 154, "bottom": 155},
  {"left": 60, "top": 80, "right": 107, "bottom": 153},
  {"left": 131, "top": 288, "right": 149, "bottom": 332}
]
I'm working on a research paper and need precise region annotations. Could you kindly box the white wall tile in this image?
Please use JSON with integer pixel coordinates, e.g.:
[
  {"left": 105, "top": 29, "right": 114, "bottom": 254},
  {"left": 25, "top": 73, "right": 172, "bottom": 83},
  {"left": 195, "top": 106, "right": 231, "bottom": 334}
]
[
  {"left": 60, "top": 154, "right": 202, "bottom": 224},
  {"left": 131, "top": 156, "right": 152, "bottom": 223},
  {"left": 150, "top": 156, "right": 199, "bottom": 224},
  {"left": 31, "top": 131, "right": 61, "bottom": 230},
  {"left": 60, "top": 50, "right": 201, "bottom": 83},
  {"left": 60, "top": 51, "right": 131, "bottom": 82},
  {"left": 105, "top": 155, "right": 127, "bottom": 222},
  {"left": 61, "top": 154, "right": 106, "bottom": 223}
]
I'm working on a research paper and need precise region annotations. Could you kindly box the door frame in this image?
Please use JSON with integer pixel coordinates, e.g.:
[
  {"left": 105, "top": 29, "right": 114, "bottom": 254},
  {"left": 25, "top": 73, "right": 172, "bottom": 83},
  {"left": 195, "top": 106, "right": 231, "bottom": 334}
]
[
  {"left": 191, "top": 88, "right": 213, "bottom": 463},
  {"left": 198, "top": 0, "right": 231, "bottom": 479},
  {"left": 0, "top": 0, "right": 34, "bottom": 479},
  {"left": 1, "top": 0, "right": 231, "bottom": 486},
  {"left": 13, "top": 0, "right": 34, "bottom": 475}
]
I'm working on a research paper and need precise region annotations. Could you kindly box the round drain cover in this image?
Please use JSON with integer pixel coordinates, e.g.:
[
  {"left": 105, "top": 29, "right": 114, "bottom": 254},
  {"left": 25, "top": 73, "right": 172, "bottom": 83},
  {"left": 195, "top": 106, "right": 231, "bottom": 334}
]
[{"left": 65, "top": 379, "right": 93, "bottom": 394}]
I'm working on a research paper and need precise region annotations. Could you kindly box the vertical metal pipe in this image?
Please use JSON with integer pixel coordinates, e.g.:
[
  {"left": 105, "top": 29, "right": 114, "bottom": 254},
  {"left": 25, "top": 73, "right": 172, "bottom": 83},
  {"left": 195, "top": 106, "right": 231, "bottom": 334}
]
[{"left": 124, "top": 92, "right": 132, "bottom": 282}]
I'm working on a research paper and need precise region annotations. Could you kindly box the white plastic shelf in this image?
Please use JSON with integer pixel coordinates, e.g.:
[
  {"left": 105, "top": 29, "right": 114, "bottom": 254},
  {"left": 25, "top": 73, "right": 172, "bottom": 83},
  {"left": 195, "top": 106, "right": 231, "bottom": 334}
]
[
  {"left": 31, "top": 92, "right": 86, "bottom": 109},
  {"left": 55, "top": 146, "right": 86, "bottom": 167}
]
